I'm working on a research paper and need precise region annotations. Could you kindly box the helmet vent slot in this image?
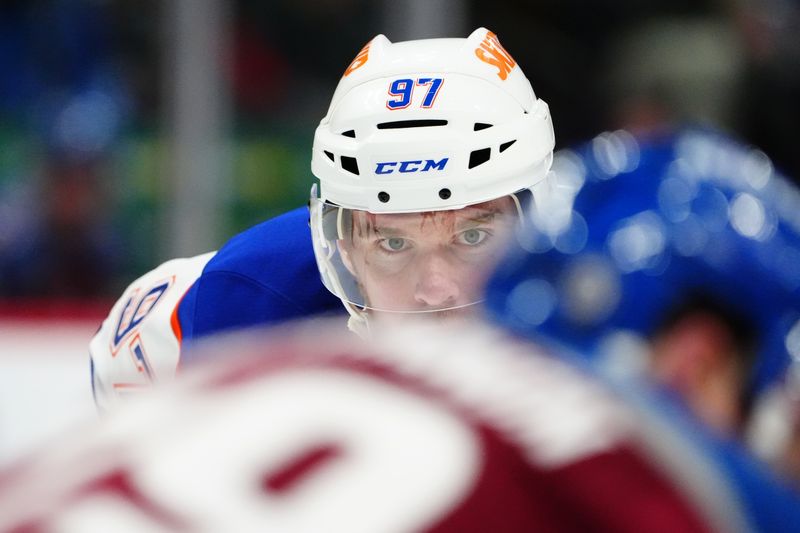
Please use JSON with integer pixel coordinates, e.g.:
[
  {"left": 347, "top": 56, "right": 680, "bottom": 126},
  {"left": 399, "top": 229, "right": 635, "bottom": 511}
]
[
  {"left": 341, "top": 130, "right": 356, "bottom": 138},
  {"left": 499, "top": 140, "right": 516, "bottom": 153},
  {"left": 324, "top": 150, "right": 335, "bottom": 162},
  {"left": 377, "top": 119, "right": 448, "bottom": 129},
  {"left": 341, "top": 156, "right": 360, "bottom": 175},
  {"left": 474, "top": 123, "right": 493, "bottom": 131},
  {"left": 469, "top": 148, "right": 491, "bottom": 169}
]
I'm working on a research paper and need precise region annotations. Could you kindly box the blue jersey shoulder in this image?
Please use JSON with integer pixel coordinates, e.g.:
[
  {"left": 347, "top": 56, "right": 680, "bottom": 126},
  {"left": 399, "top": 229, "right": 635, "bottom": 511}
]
[{"left": 178, "top": 207, "right": 343, "bottom": 344}]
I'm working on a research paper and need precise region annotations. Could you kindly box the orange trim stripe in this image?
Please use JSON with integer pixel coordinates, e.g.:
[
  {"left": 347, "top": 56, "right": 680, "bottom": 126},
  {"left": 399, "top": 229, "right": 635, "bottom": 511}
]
[
  {"left": 112, "top": 383, "right": 149, "bottom": 390},
  {"left": 170, "top": 288, "right": 192, "bottom": 344},
  {"left": 171, "top": 286, "right": 195, "bottom": 376}
]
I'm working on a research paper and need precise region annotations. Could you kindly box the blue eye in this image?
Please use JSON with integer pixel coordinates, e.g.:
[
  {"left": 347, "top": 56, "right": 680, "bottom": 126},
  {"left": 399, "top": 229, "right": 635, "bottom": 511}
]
[
  {"left": 459, "top": 229, "right": 488, "bottom": 245},
  {"left": 380, "top": 237, "right": 407, "bottom": 251}
]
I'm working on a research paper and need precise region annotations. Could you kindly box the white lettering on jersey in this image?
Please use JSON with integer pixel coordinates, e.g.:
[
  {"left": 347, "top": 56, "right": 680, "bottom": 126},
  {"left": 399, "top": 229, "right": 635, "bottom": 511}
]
[
  {"left": 0, "top": 320, "right": 749, "bottom": 533},
  {"left": 2, "top": 368, "right": 480, "bottom": 533},
  {"left": 140, "top": 369, "right": 478, "bottom": 533}
]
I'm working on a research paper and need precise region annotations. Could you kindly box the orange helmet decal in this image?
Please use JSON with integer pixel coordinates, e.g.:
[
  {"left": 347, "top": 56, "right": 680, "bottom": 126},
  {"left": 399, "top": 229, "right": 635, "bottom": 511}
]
[
  {"left": 343, "top": 40, "right": 372, "bottom": 77},
  {"left": 474, "top": 31, "right": 516, "bottom": 80}
]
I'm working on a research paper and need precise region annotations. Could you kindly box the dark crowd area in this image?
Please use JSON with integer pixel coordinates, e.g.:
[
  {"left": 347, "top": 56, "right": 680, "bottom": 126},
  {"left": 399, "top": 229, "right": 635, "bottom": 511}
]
[{"left": 0, "top": 0, "right": 796, "bottom": 299}]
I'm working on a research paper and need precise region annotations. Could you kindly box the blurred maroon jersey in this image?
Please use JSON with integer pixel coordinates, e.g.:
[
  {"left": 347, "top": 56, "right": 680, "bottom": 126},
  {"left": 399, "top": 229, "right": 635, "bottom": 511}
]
[{"left": 0, "top": 320, "right": 743, "bottom": 532}]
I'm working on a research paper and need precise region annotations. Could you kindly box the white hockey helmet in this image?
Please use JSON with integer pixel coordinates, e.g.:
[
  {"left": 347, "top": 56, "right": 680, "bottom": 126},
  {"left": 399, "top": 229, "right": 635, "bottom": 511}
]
[{"left": 309, "top": 28, "right": 555, "bottom": 329}]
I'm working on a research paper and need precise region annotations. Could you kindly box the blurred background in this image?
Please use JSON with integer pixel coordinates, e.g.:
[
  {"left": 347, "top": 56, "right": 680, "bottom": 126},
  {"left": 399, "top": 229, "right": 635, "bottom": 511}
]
[
  {"left": 0, "top": 0, "right": 797, "bottom": 462},
  {"left": 0, "top": 0, "right": 798, "bottom": 304}
]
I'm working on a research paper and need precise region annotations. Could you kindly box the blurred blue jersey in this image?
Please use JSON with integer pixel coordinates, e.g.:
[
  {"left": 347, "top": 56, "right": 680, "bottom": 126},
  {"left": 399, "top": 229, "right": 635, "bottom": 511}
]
[{"left": 485, "top": 126, "right": 800, "bottom": 532}]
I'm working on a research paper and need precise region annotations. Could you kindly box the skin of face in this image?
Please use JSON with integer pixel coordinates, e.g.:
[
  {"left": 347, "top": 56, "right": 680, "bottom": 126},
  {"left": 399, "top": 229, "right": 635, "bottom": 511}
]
[{"left": 338, "top": 197, "right": 518, "bottom": 319}]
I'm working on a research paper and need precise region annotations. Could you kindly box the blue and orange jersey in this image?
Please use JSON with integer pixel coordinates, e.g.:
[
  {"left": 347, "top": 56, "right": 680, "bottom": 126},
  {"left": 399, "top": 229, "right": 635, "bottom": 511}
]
[{"left": 89, "top": 206, "right": 343, "bottom": 411}]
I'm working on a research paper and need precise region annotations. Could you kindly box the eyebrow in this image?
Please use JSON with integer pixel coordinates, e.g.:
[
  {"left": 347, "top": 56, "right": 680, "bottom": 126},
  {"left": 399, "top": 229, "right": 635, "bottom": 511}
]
[
  {"left": 370, "top": 225, "right": 403, "bottom": 237},
  {"left": 371, "top": 210, "right": 507, "bottom": 235},
  {"left": 459, "top": 210, "right": 502, "bottom": 225}
]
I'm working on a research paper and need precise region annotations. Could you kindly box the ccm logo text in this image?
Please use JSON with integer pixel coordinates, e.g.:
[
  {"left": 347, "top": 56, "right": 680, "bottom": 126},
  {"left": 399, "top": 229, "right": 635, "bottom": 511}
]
[{"left": 375, "top": 158, "right": 449, "bottom": 175}]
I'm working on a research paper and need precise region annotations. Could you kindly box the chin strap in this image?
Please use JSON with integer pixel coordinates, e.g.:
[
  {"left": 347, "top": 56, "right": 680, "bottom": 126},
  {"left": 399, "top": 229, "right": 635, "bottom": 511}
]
[{"left": 344, "top": 301, "right": 371, "bottom": 339}]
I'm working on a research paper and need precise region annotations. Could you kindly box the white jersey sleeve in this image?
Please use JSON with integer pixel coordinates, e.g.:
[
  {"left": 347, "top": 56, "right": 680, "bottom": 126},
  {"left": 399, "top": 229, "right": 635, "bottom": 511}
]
[{"left": 89, "top": 251, "right": 216, "bottom": 412}]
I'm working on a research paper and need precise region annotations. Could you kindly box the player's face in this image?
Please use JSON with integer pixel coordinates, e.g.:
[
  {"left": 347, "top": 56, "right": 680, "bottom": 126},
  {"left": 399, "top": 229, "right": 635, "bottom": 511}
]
[{"left": 340, "top": 198, "right": 518, "bottom": 320}]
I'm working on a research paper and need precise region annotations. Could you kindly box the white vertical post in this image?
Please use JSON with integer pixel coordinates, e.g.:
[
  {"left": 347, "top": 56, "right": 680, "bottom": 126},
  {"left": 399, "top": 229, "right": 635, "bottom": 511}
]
[
  {"left": 382, "top": 0, "right": 469, "bottom": 41},
  {"left": 163, "top": 0, "right": 230, "bottom": 258}
]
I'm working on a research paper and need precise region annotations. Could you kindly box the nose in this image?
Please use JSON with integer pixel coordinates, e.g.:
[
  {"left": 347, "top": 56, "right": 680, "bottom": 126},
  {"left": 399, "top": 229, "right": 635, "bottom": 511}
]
[{"left": 413, "top": 252, "right": 461, "bottom": 309}]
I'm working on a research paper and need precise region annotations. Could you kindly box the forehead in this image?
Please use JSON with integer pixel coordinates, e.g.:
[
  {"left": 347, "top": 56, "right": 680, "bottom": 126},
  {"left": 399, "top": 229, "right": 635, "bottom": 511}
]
[{"left": 353, "top": 197, "right": 517, "bottom": 227}]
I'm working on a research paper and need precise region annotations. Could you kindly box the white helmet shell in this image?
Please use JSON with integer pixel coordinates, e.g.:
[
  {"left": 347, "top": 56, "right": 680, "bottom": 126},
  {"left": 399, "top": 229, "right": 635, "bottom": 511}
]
[{"left": 311, "top": 28, "right": 555, "bottom": 213}]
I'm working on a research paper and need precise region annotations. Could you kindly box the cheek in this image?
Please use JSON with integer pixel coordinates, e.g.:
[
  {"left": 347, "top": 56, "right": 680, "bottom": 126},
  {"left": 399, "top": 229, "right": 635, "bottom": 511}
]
[
  {"left": 360, "top": 268, "right": 413, "bottom": 304},
  {"left": 475, "top": 255, "right": 503, "bottom": 279},
  {"left": 363, "top": 250, "right": 416, "bottom": 277}
]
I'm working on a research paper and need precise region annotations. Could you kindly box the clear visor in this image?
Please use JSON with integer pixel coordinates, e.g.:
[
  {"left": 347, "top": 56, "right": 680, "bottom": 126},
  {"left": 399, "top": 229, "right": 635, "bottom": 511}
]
[{"left": 310, "top": 185, "right": 524, "bottom": 315}]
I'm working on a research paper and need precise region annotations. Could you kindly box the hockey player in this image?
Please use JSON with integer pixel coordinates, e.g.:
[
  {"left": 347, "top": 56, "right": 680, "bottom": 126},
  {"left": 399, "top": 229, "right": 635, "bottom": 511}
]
[
  {"left": 89, "top": 28, "right": 555, "bottom": 411},
  {"left": 485, "top": 127, "right": 800, "bottom": 530},
  {"left": 0, "top": 319, "right": 747, "bottom": 532}
]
